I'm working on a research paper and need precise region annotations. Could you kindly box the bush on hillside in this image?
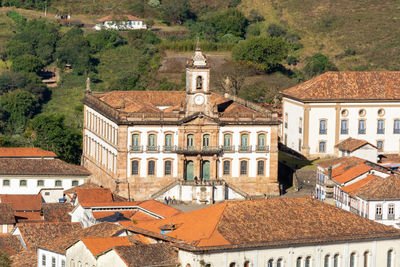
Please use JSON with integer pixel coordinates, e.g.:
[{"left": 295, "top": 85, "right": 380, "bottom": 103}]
[
  {"left": 267, "top": 23, "right": 286, "bottom": 37},
  {"left": 303, "top": 53, "right": 338, "bottom": 78}
]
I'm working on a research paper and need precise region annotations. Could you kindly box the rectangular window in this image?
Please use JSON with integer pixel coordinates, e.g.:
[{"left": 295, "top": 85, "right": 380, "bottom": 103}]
[
  {"left": 148, "top": 160, "right": 155, "bottom": 175},
  {"left": 72, "top": 180, "right": 79, "bottom": 187},
  {"left": 3, "top": 180, "right": 10, "bottom": 186},
  {"left": 299, "top": 118, "right": 302, "bottom": 134},
  {"left": 284, "top": 113, "right": 288, "bottom": 129},
  {"left": 319, "top": 120, "right": 327, "bottom": 134},
  {"left": 377, "top": 141, "right": 384, "bottom": 151},
  {"left": 257, "top": 161, "right": 264, "bottom": 175},
  {"left": 223, "top": 161, "right": 230, "bottom": 175},
  {"left": 55, "top": 180, "right": 62, "bottom": 187},
  {"left": 377, "top": 119, "right": 385, "bottom": 134},
  {"left": 240, "top": 134, "right": 249, "bottom": 151},
  {"left": 341, "top": 119, "right": 348, "bottom": 134},
  {"left": 388, "top": 204, "right": 395, "bottom": 219},
  {"left": 37, "top": 180, "right": 44, "bottom": 187},
  {"left": 394, "top": 119, "right": 400, "bottom": 134},
  {"left": 164, "top": 160, "right": 172, "bottom": 175},
  {"left": 42, "top": 255, "right": 46, "bottom": 266},
  {"left": 298, "top": 139, "right": 302, "bottom": 151},
  {"left": 61, "top": 260, "right": 65, "bottom": 267},
  {"left": 376, "top": 204, "right": 382, "bottom": 220},
  {"left": 52, "top": 257, "right": 56, "bottom": 267},
  {"left": 240, "top": 161, "right": 247, "bottom": 175},
  {"left": 359, "top": 119, "right": 366, "bottom": 134},
  {"left": 164, "top": 134, "right": 173, "bottom": 151},
  {"left": 131, "top": 134, "right": 140, "bottom": 151},
  {"left": 20, "top": 180, "right": 27, "bottom": 187},
  {"left": 319, "top": 141, "right": 326, "bottom": 153},
  {"left": 132, "top": 161, "right": 139, "bottom": 175}
]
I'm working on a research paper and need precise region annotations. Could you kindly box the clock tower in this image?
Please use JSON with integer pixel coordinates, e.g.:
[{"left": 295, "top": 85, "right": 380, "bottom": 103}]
[{"left": 185, "top": 42, "right": 212, "bottom": 116}]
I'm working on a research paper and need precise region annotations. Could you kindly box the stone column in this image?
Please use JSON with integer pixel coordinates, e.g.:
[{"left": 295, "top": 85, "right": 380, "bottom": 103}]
[
  {"left": 334, "top": 104, "right": 341, "bottom": 155},
  {"left": 269, "top": 125, "right": 279, "bottom": 183},
  {"left": 302, "top": 104, "right": 311, "bottom": 157},
  {"left": 116, "top": 125, "right": 128, "bottom": 194}
]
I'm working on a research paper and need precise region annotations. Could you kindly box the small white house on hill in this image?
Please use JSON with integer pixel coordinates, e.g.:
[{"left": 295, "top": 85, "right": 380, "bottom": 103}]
[{"left": 94, "top": 15, "right": 147, "bottom": 31}]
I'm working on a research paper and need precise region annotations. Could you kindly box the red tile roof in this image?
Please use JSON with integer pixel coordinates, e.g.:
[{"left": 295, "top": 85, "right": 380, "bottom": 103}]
[
  {"left": 81, "top": 236, "right": 137, "bottom": 256},
  {"left": 41, "top": 203, "right": 73, "bottom": 222},
  {"left": 76, "top": 188, "right": 113, "bottom": 204},
  {"left": 92, "top": 211, "right": 136, "bottom": 220},
  {"left": 352, "top": 174, "right": 400, "bottom": 200},
  {"left": 0, "top": 194, "right": 42, "bottom": 211},
  {"left": 0, "top": 147, "right": 57, "bottom": 158},
  {"left": 96, "top": 14, "right": 142, "bottom": 22},
  {"left": 335, "top": 137, "right": 377, "bottom": 152},
  {"left": 134, "top": 197, "right": 400, "bottom": 250},
  {"left": 0, "top": 203, "right": 15, "bottom": 224},
  {"left": 282, "top": 71, "right": 400, "bottom": 102},
  {"left": 10, "top": 249, "right": 37, "bottom": 267},
  {"left": 81, "top": 201, "right": 141, "bottom": 208},
  {"left": 137, "top": 200, "right": 182, "bottom": 219},
  {"left": 14, "top": 212, "right": 43, "bottom": 222},
  {"left": 341, "top": 175, "right": 380, "bottom": 195},
  {"left": 0, "top": 158, "right": 90, "bottom": 176},
  {"left": 0, "top": 234, "right": 23, "bottom": 256}
]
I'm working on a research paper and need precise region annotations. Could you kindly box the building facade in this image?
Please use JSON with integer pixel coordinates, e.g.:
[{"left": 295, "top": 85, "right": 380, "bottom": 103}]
[
  {"left": 94, "top": 15, "right": 147, "bottom": 30},
  {"left": 82, "top": 47, "right": 280, "bottom": 200},
  {"left": 281, "top": 71, "right": 400, "bottom": 158}
]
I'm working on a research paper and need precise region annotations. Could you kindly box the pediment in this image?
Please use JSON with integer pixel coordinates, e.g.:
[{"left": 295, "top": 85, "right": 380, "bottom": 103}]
[{"left": 181, "top": 112, "right": 219, "bottom": 125}]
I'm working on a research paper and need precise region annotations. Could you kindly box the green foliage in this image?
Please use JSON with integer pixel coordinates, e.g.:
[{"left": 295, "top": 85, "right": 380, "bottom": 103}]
[
  {"left": 55, "top": 27, "right": 91, "bottom": 75},
  {"left": 161, "top": 0, "right": 193, "bottom": 25},
  {"left": 229, "top": 0, "right": 241, "bottom": 8},
  {"left": 344, "top": 47, "right": 356, "bottom": 56},
  {"left": 86, "top": 30, "right": 126, "bottom": 53},
  {"left": 303, "top": 53, "right": 338, "bottom": 78},
  {"left": 6, "top": 20, "right": 59, "bottom": 65},
  {"left": 6, "top": 11, "right": 26, "bottom": 28},
  {"left": 219, "top": 33, "right": 242, "bottom": 44},
  {"left": 267, "top": 23, "right": 287, "bottom": 37},
  {"left": 0, "top": 71, "right": 28, "bottom": 94},
  {"left": 148, "top": 0, "right": 160, "bottom": 8},
  {"left": 1, "top": 0, "right": 47, "bottom": 10},
  {"left": 11, "top": 54, "right": 43, "bottom": 73},
  {"left": 0, "top": 251, "right": 11, "bottom": 267},
  {"left": 31, "top": 114, "right": 82, "bottom": 164},
  {"left": 247, "top": 9, "right": 264, "bottom": 23},
  {"left": 158, "top": 40, "right": 233, "bottom": 51},
  {"left": 246, "top": 23, "right": 261, "bottom": 37},
  {"left": 127, "top": 30, "right": 161, "bottom": 45},
  {"left": 208, "top": 9, "right": 248, "bottom": 38},
  {"left": 239, "top": 81, "right": 281, "bottom": 103},
  {"left": 286, "top": 56, "right": 299, "bottom": 66},
  {"left": 232, "top": 36, "right": 290, "bottom": 71},
  {"left": 0, "top": 89, "right": 39, "bottom": 134}
]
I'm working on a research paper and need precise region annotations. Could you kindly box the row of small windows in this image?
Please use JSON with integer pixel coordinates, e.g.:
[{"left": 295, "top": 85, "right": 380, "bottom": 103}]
[
  {"left": 375, "top": 203, "right": 396, "bottom": 220},
  {"left": 131, "top": 160, "right": 172, "bottom": 176},
  {"left": 41, "top": 254, "right": 65, "bottom": 267},
  {"left": 86, "top": 111, "right": 117, "bottom": 145},
  {"left": 131, "top": 132, "right": 268, "bottom": 152},
  {"left": 2, "top": 179, "right": 78, "bottom": 187},
  {"left": 318, "top": 140, "right": 385, "bottom": 153},
  {"left": 319, "top": 119, "right": 400, "bottom": 135},
  {"left": 85, "top": 135, "right": 117, "bottom": 174},
  {"left": 341, "top": 108, "right": 386, "bottom": 118}
]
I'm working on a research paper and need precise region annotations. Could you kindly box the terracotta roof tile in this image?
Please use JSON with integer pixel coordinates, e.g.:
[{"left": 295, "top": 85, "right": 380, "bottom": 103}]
[
  {"left": 0, "top": 195, "right": 42, "bottom": 211},
  {"left": 76, "top": 188, "right": 113, "bottom": 204},
  {"left": 39, "top": 222, "right": 124, "bottom": 254},
  {"left": 113, "top": 243, "right": 178, "bottom": 267},
  {"left": 0, "top": 203, "right": 15, "bottom": 224},
  {"left": 16, "top": 222, "right": 82, "bottom": 250},
  {"left": 0, "top": 147, "right": 57, "bottom": 158},
  {"left": 41, "top": 203, "right": 73, "bottom": 222},
  {"left": 10, "top": 249, "right": 37, "bottom": 267},
  {"left": 0, "top": 158, "right": 90, "bottom": 176},
  {"left": 282, "top": 71, "right": 400, "bottom": 102},
  {"left": 92, "top": 211, "right": 136, "bottom": 220},
  {"left": 137, "top": 200, "right": 182, "bottom": 218},
  {"left": 130, "top": 211, "right": 158, "bottom": 222},
  {"left": 0, "top": 235, "right": 23, "bottom": 256},
  {"left": 335, "top": 137, "right": 377, "bottom": 152},
  {"left": 134, "top": 197, "right": 400, "bottom": 249},
  {"left": 354, "top": 174, "right": 400, "bottom": 200},
  {"left": 340, "top": 175, "right": 380, "bottom": 195},
  {"left": 14, "top": 212, "right": 43, "bottom": 222},
  {"left": 81, "top": 201, "right": 141, "bottom": 208},
  {"left": 81, "top": 236, "right": 137, "bottom": 256}
]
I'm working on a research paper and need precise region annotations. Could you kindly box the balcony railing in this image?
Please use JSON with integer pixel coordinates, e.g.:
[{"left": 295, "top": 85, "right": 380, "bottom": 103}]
[
  {"left": 130, "top": 145, "right": 143, "bottom": 152},
  {"left": 146, "top": 145, "right": 160, "bottom": 152},
  {"left": 388, "top": 213, "right": 395, "bottom": 220},
  {"left": 222, "top": 146, "right": 235, "bottom": 153},
  {"left": 255, "top": 145, "right": 269, "bottom": 152},
  {"left": 377, "top": 128, "right": 385, "bottom": 134},
  {"left": 375, "top": 214, "right": 382, "bottom": 220},
  {"left": 175, "top": 146, "right": 222, "bottom": 155},
  {"left": 129, "top": 145, "right": 271, "bottom": 154},
  {"left": 239, "top": 145, "right": 252, "bottom": 152},
  {"left": 341, "top": 129, "right": 348, "bottom": 135}
]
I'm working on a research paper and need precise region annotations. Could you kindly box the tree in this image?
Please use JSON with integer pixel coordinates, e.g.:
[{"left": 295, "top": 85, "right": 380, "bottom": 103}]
[
  {"left": 55, "top": 27, "right": 91, "bottom": 75},
  {"left": 267, "top": 23, "right": 286, "bottom": 37},
  {"left": 303, "top": 53, "right": 338, "bottom": 78},
  {"left": 11, "top": 54, "right": 43, "bottom": 73},
  {"left": 161, "top": 0, "right": 193, "bottom": 25},
  {"left": 232, "top": 36, "right": 289, "bottom": 71},
  {"left": 86, "top": 30, "right": 126, "bottom": 53},
  {"left": 0, "top": 89, "right": 39, "bottom": 134},
  {"left": 209, "top": 9, "right": 248, "bottom": 38},
  {"left": 31, "top": 114, "right": 82, "bottom": 164}
]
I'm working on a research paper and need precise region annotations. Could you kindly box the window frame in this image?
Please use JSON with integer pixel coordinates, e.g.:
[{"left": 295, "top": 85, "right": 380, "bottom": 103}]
[
  {"left": 3, "top": 179, "right": 10, "bottom": 186},
  {"left": 203, "top": 133, "right": 210, "bottom": 148},
  {"left": 239, "top": 159, "right": 248, "bottom": 176},
  {"left": 377, "top": 119, "right": 385, "bottom": 134},
  {"left": 222, "top": 159, "right": 231, "bottom": 176},
  {"left": 147, "top": 133, "right": 157, "bottom": 151},
  {"left": 37, "top": 180, "right": 44, "bottom": 187},
  {"left": 319, "top": 119, "right": 327, "bottom": 135},
  {"left": 256, "top": 132, "right": 267, "bottom": 151},
  {"left": 394, "top": 119, "right": 400, "bottom": 134},
  {"left": 223, "top": 132, "right": 232, "bottom": 151},
  {"left": 257, "top": 159, "right": 265, "bottom": 176},
  {"left": 131, "top": 159, "right": 140, "bottom": 176},
  {"left": 377, "top": 140, "right": 384, "bottom": 151},
  {"left": 164, "top": 159, "right": 173, "bottom": 176},
  {"left": 240, "top": 132, "right": 250, "bottom": 152},
  {"left": 358, "top": 119, "right": 366, "bottom": 134},
  {"left": 341, "top": 119, "right": 348, "bottom": 135},
  {"left": 187, "top": 134, "right": 194, "bottom": 149},
  {"left": 20, "top": 180, "right": 27, "bottom": 187},
  {"left": 147, "top": 159, "right": 156, "bottom": 176},
  {"left": 131, "top": 132, "right": 141, "bottom": 151},
  {"left": 319, "top": 141, "right": 326, "bottom": 153},
  {"left": 72, "top": 180, "right": 79, "bottom": 187},
  {"left": 164, "top": 133, "right": 174, "bottom": 152},
  {"left": 55, "top": 180, "right": 62, "bottom": 187}
]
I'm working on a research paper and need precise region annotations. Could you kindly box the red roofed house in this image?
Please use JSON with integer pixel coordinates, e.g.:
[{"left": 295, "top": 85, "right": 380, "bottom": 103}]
[
  {"left": 82, "top": 47, "right": 280, "bottom": 202},
  {"left": 281, "top": 71, "right": 400, "bottom": 158},
  {"left": 0, "top": 147, "right": 90, "bottom": 202},
  {"left": 335, "top": 137, "right": 378, "bottom": 163},
  {"left": 94, "top": 14, "right": 146, "bottom": 30}
]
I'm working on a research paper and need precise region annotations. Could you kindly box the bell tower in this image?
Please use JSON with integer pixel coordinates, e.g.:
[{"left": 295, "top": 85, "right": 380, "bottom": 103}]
[{"left": 185, "top": 41, "right": 212, "bottom": 116}]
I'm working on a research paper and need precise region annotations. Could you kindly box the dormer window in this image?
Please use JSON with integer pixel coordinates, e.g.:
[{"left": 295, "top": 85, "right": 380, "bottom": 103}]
[{"left": 196, "top": 76, "right": 203, "bottom": 89}]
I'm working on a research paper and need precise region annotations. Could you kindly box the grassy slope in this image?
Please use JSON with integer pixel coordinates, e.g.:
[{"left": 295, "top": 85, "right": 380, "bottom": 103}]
[{"left": 240, "top": 0, "right": 400, "bottom": 70}]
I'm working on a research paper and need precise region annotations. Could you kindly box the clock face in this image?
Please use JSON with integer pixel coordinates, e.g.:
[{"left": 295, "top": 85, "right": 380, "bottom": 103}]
[{"left": 194, "top": 94, "right": 205, "bottom": 105}]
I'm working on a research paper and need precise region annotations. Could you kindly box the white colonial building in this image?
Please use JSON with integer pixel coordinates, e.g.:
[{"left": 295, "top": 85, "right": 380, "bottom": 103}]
[
  {"left": 0, "top": 147, "right": 90, "bottom": 201},
  {"left": 82, "top": 46, "right": 280, "bottom": 201},
  {"left": 281, "top": 71, "right": 400, "bottom": 158},
  {"left": 94, "top": 15, "right": 147, "bottom": 31}
]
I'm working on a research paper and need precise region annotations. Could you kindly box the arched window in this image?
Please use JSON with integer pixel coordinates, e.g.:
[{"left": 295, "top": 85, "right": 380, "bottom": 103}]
[
  {"left": 363, "top": 251, "right": 369, "bottom": 267},
  {"left": 244, "top": 261, "right": 250, "bottom": 267},
  {"left": 203, "top": 134, "right": 210, "bottom": 148},
  {"left": 164, "top": 134, "right": 173, "bottom": 151},
  {"left": 148, "top": 134, "right": 156, "bottom": 151},
  {"left": 164, "top": 160, "right": 172, "bottom": 175},
  {"left": 320, "top": 119, "right": 327, "bottom": 134},
  {"left": 3, "top": 179, "right": 10, "bottom": 186},
  {"left": 296, "top": 257, "right": 302, "bottom": 267},
  {"left": 37, "top": 180, "right": 44, "bottom": 187},
  {"left": 324, "top": 254, "right": 330, "bottom": 267},
  {"left": 20, "top": 180, "right": 27, "bottom": 187},
  {"left": 72, "top": 180, "right": 79, "bottom": 187},
  {"left": 277, "top": 259, "right": 283, "bottom": 267},
  {"left": 187, "top": 134, "right": 194, "bottom": 149},
  {"left": 268, "top": 259, "right": 273, "bottom": 267},
  {"left": 257, "top": 134, "right": 266, "bottom": 151},
  {"left": 305, "top": 256, "right": 311, "bottom": 267},
  {"left": 240, "top": 160, "right": 247, "bottom": 175},
  {"left": 240, "top": 133, "right": 249, "bottom": 151},
  {"left": 333, "top": 254, "right": 339, "bottom": 267},
  {"left": 257, "top": 160, "right": 265, "bottom": 175},
  {"left": 55, "top": 180, "right": 62, "bottom": 187},
  {"left": 223, "top": 160, "right": 230, "bottom": 175},
  {"left": 387, "top": 249, "right": 393, "bottom": 267},
  {"left": 196, "top": 76, "right": 203, "bottom": 89},
  {"left": 223, "top": 134, "right": 232, "bottom": 150},
  {"left": 350, "top": 252, "right": 356, "bottom": 267},
  {"left": 148, "top": 160, "right": 155, "bottom": 175},
  {"left": 131, "top": 133, "right": 140, "bottom": 151},
  {"left": 229, "top": 263, "right": 236, "bottom": 267},
  {"left": 132, "top": 160, "right": 139, "bottom": 175}
]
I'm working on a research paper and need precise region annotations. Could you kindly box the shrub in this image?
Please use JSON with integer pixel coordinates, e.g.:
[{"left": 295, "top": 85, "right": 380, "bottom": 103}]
[
  {"left": 267, "top": 23, "right": 286, "bottom": 37},
  {"left": 303, "top": 53, "right": 338, "bottom": 78}
]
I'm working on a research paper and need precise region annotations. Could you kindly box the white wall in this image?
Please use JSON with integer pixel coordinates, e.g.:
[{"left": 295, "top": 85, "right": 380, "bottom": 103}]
[
  {"left": 179, "top": 239, "right": 399, "bottom": 267},
  {"left": 282, "top": 98, "right": 304, "bottom": 152},
  {"left": 38, "top": 248, "right": 66, "bottom": 267},
  {"left": 367, "top": 200, "right": 400, "bottom": 228},
  {"left": 97, "top": 249, "right": 127, "bottom": 267},
  {"left": 349, "top": 145, "right": 378, "bottom": 163},
  {"left": 95, "top": 20, "right": 147, "bottom": 31},
  {"left": 66, "top": 241, "right": 96, "bottom": 267}
]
